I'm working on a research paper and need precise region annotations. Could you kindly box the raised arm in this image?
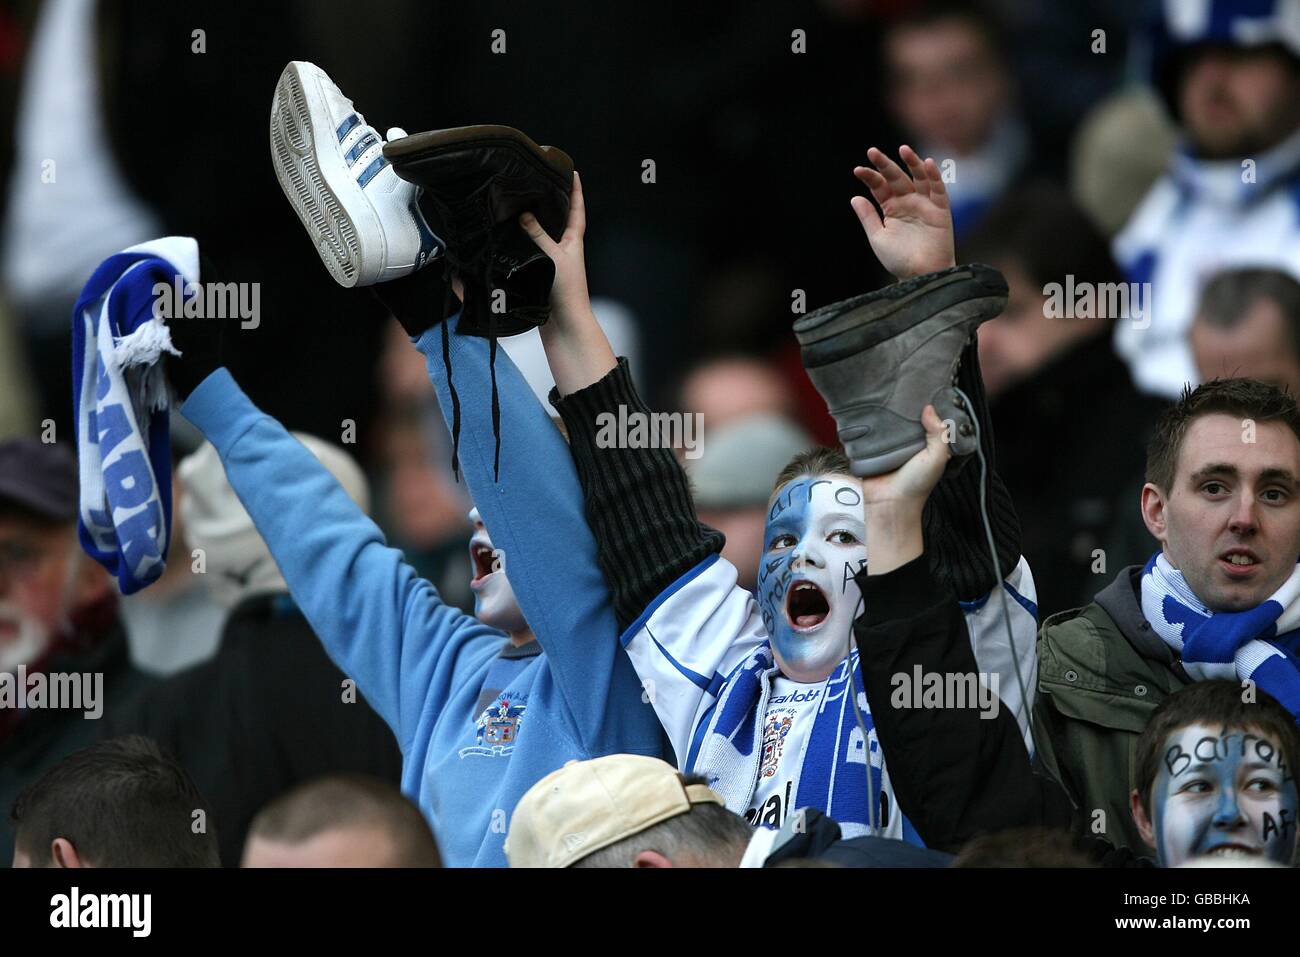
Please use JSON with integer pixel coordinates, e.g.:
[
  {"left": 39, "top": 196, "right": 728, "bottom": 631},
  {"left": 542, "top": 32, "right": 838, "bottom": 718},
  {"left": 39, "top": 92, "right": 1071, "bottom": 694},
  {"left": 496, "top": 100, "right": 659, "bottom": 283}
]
[
  {"left": 371, "top": 211, "right": 666, "bottom": 757},
  {"left": 518, "top": 172, "right": 727, "bottom": 632},
  {"left": 178, "top": 368, "right": 497, "bottom": 752},
  {"left": 824, "top": 146, "right": 1067, "bottom": 851},
  {"left": 853, "top": 406, "right": 1071, "bottom": 851},
  {"left": 515, "top": 174, "right": 761, "bottom": 764}
]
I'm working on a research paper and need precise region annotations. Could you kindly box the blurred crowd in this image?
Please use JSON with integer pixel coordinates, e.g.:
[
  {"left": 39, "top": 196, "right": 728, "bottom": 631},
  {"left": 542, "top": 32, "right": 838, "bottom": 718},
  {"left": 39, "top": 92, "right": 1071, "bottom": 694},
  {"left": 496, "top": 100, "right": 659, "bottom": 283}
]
[{"left": 6, "top": 0, "right": 1300, "bottom": 868}]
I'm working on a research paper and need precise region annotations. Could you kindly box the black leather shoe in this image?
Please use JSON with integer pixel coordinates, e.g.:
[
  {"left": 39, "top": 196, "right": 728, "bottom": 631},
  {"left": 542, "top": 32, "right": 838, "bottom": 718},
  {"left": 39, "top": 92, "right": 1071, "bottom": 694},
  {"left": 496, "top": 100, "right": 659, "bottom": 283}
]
[{"left": 384, "top": 125, "right": 573, "bottom": 338}]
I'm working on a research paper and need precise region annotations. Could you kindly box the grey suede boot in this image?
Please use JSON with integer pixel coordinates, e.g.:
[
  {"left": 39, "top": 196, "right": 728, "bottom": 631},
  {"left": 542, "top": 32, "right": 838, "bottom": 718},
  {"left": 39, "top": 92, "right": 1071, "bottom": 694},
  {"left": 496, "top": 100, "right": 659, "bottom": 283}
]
[{"left": 794, "top": 264, "right": 1008, "bottom": 477}]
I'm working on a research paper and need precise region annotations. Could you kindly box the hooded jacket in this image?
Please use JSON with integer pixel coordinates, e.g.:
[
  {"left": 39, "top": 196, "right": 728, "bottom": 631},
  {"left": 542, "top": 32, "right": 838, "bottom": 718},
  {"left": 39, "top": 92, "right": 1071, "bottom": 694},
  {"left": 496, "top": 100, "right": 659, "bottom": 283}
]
[
  {"left": 1034, "top": 565, "right": 1190, "bottom": 853},
  {"left": 177, "top": 313, "right": 667, "bottom": 867}
]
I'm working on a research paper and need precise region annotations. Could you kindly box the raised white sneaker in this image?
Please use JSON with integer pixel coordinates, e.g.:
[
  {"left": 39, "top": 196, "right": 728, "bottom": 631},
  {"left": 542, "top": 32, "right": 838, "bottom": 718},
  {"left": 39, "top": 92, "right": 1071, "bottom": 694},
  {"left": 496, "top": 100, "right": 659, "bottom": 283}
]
[{"left": 269, "top": 61, "right": 442, "bottom": 288}]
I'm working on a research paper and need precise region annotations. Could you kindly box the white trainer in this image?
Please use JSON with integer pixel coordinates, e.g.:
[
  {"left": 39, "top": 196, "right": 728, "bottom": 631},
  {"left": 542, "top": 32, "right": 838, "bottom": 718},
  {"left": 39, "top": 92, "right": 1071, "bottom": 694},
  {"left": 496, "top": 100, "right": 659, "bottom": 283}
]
[{"left": 269, "top": 61, "right": 442, "bottom": 288}]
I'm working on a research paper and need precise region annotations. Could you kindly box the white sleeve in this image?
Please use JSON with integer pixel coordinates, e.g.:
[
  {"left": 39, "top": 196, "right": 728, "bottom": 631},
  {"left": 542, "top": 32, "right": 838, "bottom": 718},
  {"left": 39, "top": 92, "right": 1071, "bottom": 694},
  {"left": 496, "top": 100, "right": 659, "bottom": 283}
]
[
  {"left": 963, "top": 555, "right": 1039, "bottom": 756},
  {"left": 622, "top": 554, "right": 767, "bottom": 765}
]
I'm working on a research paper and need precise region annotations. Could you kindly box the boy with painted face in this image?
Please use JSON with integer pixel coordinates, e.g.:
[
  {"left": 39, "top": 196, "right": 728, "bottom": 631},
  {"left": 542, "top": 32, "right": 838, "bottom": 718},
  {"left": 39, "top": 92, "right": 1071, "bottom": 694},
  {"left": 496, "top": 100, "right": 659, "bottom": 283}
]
[
  {"left": 519, "top": 148, "right": 1037, "bottom": 838},
  {"left": 1132, "top": 680, "right": 1299, "bottom": 867},
  {"left": 758, "top": 466, "right": 867, "bottom": 683}
]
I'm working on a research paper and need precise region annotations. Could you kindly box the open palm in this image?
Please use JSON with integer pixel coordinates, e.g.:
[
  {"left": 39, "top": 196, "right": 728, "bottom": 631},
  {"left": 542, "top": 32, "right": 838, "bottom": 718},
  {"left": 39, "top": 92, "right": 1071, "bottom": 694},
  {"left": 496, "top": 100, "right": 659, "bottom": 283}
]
[{"left": 852, "top": 145, "right": 955, "bottom": 281}]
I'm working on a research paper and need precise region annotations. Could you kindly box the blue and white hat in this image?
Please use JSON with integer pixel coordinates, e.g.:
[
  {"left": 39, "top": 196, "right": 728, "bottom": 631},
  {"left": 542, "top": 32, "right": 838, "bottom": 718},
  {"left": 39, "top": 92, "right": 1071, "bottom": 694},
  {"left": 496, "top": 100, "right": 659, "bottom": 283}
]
[{"left": 1150, "top": 0, "right": 1300, "bottom": 113}]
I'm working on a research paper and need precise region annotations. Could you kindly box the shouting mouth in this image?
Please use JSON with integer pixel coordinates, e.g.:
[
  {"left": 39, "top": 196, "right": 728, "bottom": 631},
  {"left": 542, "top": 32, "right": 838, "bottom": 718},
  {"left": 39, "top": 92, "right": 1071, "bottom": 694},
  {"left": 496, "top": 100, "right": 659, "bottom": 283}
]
[
  {"left": 785, "top": 581, "right": 830, "bottom": 632},
  {"left": 469, "top": 540, "right": 500, "bottom": 588}
]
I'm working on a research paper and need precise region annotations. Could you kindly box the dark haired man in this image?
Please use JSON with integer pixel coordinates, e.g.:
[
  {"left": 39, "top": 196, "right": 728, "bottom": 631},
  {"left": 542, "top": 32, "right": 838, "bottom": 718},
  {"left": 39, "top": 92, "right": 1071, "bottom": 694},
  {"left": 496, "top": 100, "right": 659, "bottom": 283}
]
[
  {"left": 10, "top": 735, "right": 219, "bottom": 867},
  {"left": 883, "top": 1, "right": 1026, "bottom": 236},
  {"left": 1035, "top": 377, "right": 1300, "bottom": 853}
]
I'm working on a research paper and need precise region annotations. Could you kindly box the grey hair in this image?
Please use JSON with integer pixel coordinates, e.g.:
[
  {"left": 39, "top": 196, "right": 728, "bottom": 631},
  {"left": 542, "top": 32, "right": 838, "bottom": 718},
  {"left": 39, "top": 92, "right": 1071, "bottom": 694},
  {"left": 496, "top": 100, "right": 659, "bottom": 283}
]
[{"left": 570, "top": 775, "right": 753, "bottom": 868}]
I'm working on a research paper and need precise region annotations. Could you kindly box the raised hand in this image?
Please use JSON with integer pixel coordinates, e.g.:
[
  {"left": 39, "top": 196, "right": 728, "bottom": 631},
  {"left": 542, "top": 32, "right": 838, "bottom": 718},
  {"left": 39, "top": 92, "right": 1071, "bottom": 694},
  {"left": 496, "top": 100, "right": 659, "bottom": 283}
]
[
  {"left": 859, "top": 404, "right": 953, "bottom": 576},
  {"left": 519, "top": 170, "right": 596, "bottom": 330},
  {"left": 852, "top": 145, "right": 956, "bottom": 281},
  {"left": 859, "top": 404, "right": 953, "bottom": 508},
  {"left": 519, "top": 171, "right": 616, "bottom": 395}
]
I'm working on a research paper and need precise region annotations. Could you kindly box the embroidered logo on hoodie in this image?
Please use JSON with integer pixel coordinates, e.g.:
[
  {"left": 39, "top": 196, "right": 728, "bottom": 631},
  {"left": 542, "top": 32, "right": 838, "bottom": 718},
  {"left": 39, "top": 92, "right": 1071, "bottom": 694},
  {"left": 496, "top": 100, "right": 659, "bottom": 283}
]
[{"left": 460, "top": 695, "right": 527, "bottom": 758}]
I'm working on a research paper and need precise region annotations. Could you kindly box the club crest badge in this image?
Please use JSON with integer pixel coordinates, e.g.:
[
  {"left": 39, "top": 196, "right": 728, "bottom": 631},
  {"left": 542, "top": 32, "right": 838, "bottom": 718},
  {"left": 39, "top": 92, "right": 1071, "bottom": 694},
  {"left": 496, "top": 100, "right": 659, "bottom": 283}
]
[
  {"left": 760, "top": 712, "right": 794, "bottom": 779},
  {"left": 459, "top": 696, "right": 527, "bottom": 758}
]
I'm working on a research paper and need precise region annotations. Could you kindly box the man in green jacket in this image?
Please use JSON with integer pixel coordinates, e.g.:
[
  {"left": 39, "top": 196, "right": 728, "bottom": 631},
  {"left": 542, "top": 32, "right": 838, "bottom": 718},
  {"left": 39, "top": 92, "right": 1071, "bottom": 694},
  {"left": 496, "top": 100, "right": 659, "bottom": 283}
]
[{"left": 1035, "top": 377, "right": 1300, "bottom": 853}]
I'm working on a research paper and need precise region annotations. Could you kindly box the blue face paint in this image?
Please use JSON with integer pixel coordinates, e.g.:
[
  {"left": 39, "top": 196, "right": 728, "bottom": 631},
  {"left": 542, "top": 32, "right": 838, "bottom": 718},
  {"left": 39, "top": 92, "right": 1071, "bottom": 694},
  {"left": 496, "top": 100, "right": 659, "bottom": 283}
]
[
  {"left": 757, "top": 476, "right": 867, "bottom": 683},
  {"left": 1151, "top": 724, "right": 1299, "bottom": 867}
]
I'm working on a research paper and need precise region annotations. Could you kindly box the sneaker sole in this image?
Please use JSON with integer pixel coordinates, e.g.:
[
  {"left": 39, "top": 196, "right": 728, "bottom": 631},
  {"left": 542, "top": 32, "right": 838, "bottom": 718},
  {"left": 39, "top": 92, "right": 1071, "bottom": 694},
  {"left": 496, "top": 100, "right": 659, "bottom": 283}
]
[
  {"left": 794, "top": 264, "right": 1007, "bottom": 368},
  {"left": 269, "top": 62, "right": 383, "bottom": 288}
]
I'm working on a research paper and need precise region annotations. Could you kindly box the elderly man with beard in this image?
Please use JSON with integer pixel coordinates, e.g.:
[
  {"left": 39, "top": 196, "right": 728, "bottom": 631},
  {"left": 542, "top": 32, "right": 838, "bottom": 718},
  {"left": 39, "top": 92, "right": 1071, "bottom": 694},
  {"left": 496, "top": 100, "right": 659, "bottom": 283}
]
[{"left": 0, "top": 438, "right": 153, "bottom": 865}]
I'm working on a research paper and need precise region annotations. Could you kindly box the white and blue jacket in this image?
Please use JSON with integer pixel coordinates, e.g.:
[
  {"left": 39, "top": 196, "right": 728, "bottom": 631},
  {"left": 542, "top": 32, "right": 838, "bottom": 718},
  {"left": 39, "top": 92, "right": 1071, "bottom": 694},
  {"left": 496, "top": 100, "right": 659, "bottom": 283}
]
[
  {"left": 1114, "top": 126, "right": 1300, "bottom": 399},
  {"left": 622, "top": 550, "right": 1040, "bottom": 841}
]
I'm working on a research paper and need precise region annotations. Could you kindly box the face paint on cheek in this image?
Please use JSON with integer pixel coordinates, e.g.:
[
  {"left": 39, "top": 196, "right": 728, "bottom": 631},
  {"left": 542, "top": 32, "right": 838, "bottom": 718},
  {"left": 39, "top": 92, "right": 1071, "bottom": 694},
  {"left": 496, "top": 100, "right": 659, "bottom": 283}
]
[
  {"left": 758, "top": 478, "right": 866, "bottom": 679},
  {"left": 1257, "top": 747, "right": 1299, "bottom": 864},
  {"left": 1153, "top": 727, "right": 1300, "bottom": 866}
]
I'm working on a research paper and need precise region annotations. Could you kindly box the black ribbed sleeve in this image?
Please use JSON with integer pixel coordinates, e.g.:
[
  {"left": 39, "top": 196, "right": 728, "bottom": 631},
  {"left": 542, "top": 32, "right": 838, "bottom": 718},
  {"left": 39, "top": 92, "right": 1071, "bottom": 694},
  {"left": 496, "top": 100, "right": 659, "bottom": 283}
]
[
  {"left": 923, "top": 339, "right": 1023, "bottom": 602},
  {"left": 550, "top": 359, "right": 725, "bottom": 632}
]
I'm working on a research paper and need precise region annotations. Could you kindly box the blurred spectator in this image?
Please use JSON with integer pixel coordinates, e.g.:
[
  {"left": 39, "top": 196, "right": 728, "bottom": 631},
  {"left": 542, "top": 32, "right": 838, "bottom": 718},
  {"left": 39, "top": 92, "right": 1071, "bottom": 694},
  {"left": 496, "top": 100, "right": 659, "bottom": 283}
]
[
  {"left": 0, "top": 0, "right": 449, "bottom": 458},
  {"left": 0, "top": 297, "right": 35, "bottom": 441},
  {"left": 1, "top": 0, "right": 162, "bottom": 433},
  {"left": 678, "top": 355, "right": 796, "bottom": 432},
  {"left": 965, "top": 185, "right": 1165, "bottom": 615},
  {"left": 686, "top": 414, "right": 813, "bottom": 592},
  {"left": 1191, "top": 267, "right": 1300, "bottom": 395},
  {"left": 117, "top": 422, "right": 226, "bottom": 676},
  {"left": 883, "top": 1, "right": 1028, "bottom": 236},
  {"left": 370, "top": 318, "right": 473, "bottom": 602},
  {"left": 952, "top": 826, "right": 1096, "bottom": 867},
  {"left": 10, "top": 734, "right": 219, "bottom": 867},
  {"left": 987, "top": 0, "right": 1146, "bottom": 170},
  {"left": 0, "top": 437, "right": 153, "bottom": 866},
  {"left": 1070, "top": 87, "right": 1179, "bottom": 236},
  {"left": 1115, "top": 0, "right": 1300, "bottom": 398},
  {"left": 103, "top": 436, "right": 402, "bottom": 867},
  {"left": 242, "top": 774, "right": 440, "bottom": 868}
]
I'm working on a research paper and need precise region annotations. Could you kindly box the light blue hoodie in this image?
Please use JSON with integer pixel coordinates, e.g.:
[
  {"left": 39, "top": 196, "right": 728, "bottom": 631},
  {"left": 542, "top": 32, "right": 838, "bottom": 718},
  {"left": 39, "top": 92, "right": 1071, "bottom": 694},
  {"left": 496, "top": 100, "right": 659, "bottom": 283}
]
[{"left": 180, "top": 313, "right": 666, "bottom": 866}]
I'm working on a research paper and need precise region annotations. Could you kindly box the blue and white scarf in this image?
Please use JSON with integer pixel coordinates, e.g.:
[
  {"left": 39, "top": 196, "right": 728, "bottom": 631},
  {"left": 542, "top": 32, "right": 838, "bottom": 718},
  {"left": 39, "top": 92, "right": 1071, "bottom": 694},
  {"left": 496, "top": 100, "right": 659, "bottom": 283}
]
[
  {"left": 693, "top": 643, "right": 919, "bottom": 842},
  {"left": 72, "top": 237, "right": 197, "bottom": 594},
  {"left": 1141, "top": 552, "right": 1300, "bottom": 721}
]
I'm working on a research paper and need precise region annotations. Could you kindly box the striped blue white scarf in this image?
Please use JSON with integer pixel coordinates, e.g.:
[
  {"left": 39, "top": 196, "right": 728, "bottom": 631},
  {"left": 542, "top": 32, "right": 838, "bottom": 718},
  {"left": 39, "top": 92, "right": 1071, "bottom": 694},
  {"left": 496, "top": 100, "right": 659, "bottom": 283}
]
[
  {"left": 72, "top": 238, "right": 197, "bottom": 594},
  {"left": 1141, "top": 552, "right": 1300, "bottom": 721},
  {"left": 693, "top": 643, "right": 920, "bottom": 842}
]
